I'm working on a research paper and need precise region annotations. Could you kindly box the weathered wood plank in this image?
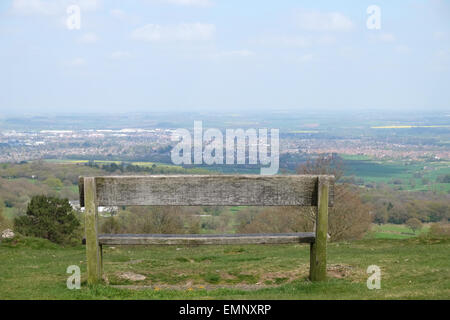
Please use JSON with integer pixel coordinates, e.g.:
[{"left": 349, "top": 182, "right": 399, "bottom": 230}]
[
  {"left": 309, "top": 176, "right": 329, "bottom": 281},
  {"left": 84, "top": 177, "right": 103, "bottom": 284},
  {"left": 78, "top": 176, "right": 84, "bottom": 210},
  {"left": 97, "top": 232, "right": 316, "bottom": 245},
  {"left": 78, "top": 175, "right": 334, "bottom": 207}
]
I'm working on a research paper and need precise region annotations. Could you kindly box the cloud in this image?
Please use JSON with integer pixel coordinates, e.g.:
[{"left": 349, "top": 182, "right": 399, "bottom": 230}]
[
  {"left": 68, "top": 57, "right": 86, "bottom": 67},
  {"left": 11, "top": 0, "right": 59, "bottom": 15},
  {"left": 295, "top": 10, "right": 353, "bottom": 32},
  {"left": 254, "top": 35, "right": 336, "bottom": 48},
  {"left": 76, "top": 0, "right": 101, "bottom": 11},
  {"left": 395, "top": 45, "right": 411, "bottom": 54},
  {"left": 256, "top": 35, "right": 310, "bottom": 47},
  {"left": 110, "top": 51, "right": 132, "bottom": 60},
  {"left": 378, "top": 33, "right": 396, "bottom": 43},
  {"left": 110, "top": 9, "right": 140, "bottom": 24},
  {"left": 78, "top": 33, "right": 98, "bottom": 44},
  {"left": 148, "top": 0, "right": 212, "bottom": 7},
  {"left": 434, "top": 31, "right": 448, "bottom": 41},
  {"left": 368, "top": 33, "right": 396, "bottom": 44},
  {"left": 11, "top": 0, "right": 101, "bottom": 15},
  {"left": 110, "top": 8, "right": 125, "bottom": 19},
  {"left": 131, "top": 23, "right": 215, "bottom": 42},
  {"left": 437, "top": 49, "right": 450, "bottom": 58},
  {"left": 297, "top": 53, "right": 313, "bottom": 63},
  {"left": 212, "top": 49, "right": 254, "bottom": 58}
]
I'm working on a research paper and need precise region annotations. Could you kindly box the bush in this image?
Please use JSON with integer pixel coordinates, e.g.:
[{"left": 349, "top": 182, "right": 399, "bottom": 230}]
[
  {"left": 100, "top": 206, "right": 186, "bottom": 234},
  {"left": 14, "top": 195, "right": 80, "bottom": 245},
  {"left": 429, "top": 221, "right": 450, "bottom": 238},
  {"left": 237, "top": 206, "right": 314, "bottom": 234}
]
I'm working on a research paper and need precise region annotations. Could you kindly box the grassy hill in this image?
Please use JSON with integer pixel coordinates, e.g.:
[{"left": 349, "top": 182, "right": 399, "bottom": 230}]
[{"left": 1, "top": 235, "right": 448, "bottom": 299}]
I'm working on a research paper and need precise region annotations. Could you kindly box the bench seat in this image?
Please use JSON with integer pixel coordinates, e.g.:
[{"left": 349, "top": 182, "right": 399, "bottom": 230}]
[{"left": 93, "top": 232, "right": 316, "bottom": 245}]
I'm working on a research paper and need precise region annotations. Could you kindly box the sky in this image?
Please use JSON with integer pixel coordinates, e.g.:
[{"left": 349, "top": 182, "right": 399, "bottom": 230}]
[{"left": 0, "top": 0, "right": 449, "bottom": 114}]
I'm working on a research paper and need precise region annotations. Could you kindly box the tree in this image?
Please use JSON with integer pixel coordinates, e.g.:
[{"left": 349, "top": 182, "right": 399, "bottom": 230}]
[
  {"left": 43, "top": 177, "right": 63, "bottom": 189},
  {"left": 388, "top": 203, "right": 411, "bottom": 224},
  {"left": 296, "top": 154, "right": 344, "bottom": 181},
  {"left": 296, "top": 155, "right": 373, "bottom": 241},
  {"left": 14, "top": 195, "right": 80, "bottom": 244},
  {"left": 436, "top": 174, "right": 450, "bottom": 183},
  {"left": 328, "top": 185, "right": 373, "bottom": 241},
  {"left": 237, "top": 155, "right": 373, "bottom": 241},
  {"left": 406, "top": 218, "right": 422, "bottom": 234}
]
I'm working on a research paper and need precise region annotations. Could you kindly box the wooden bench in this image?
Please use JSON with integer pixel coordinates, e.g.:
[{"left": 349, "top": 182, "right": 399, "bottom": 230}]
[{"left": 79, "top": 175, "right": 334, "bottom": 285}]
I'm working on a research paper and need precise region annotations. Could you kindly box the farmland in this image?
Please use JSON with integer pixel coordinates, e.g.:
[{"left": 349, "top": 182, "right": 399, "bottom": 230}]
[{"left": 341, "top": 158, "right": 450, "bottom": 192}]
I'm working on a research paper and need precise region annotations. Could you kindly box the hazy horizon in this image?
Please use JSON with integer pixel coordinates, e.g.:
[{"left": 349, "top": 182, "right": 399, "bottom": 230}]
[{"left": 1, "top": 107, "right": 450, "bottom": 117}]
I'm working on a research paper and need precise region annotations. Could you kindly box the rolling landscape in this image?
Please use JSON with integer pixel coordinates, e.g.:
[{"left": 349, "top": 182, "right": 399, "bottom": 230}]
[
  {"left": 0, "top": 0, "right": 449, "bottom": 304},
  {"left": 0, "top": 111, "right": 449, "bottom": 299}
]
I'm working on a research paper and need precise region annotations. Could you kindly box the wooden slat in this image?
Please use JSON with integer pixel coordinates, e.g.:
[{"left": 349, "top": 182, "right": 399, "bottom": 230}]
[
  {"left": 78, "top": 175, "right": 334, "bottom": 207},
  {"left": 96, "top": 233, "right": 316, "bottom": 245},
  {"left": 84, "top": 177, "right": 102, "bottom": 284}
]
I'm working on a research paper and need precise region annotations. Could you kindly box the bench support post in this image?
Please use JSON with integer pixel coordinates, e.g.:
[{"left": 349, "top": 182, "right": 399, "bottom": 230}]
[
  {"left": 84, "top": 177, "right": 102, "bottom": 284},
  {"left": 309, "top": 177, "right": 329, "bottom": 281}
]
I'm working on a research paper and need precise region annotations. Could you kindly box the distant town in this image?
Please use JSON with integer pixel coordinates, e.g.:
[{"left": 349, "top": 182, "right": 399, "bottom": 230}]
[{"left": 1, "top": 123, "right": 448, "bottom": 163}]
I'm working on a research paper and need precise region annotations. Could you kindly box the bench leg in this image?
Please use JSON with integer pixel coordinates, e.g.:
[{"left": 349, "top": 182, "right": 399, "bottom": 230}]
[
  {"left": 84, "top": 177, "right": 102, "bottom": 284},
  {"left": 309, "top": 177, "right": 329, "bottom": 281}
]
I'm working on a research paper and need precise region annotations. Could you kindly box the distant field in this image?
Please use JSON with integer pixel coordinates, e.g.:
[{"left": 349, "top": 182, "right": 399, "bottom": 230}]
[
  {"left": 289, "top": 130, "right": 320, "bottom": 134},
  {"left": 342, "top": 158, "right": 450, "bottom": 192},
  {"left": 43, "top": 159, "right": 213, "bottom": 174},
  {"left": 44, "top": 159, "right": 179, "bottom": 169},
  {"left": 339, "top": 154, "right": 373, "bottom": 161},
  {"left": 42, "top": 157, "right": 450, "bottom": 193},
  {"left": 371, "top": 125, "right": 450, "bottom": 129},
  {"left": 1, "top": 236, "right": 448, "bottom": 299},
  {"left": 366, "top": 224, "right": 431, "bottom": 240}
]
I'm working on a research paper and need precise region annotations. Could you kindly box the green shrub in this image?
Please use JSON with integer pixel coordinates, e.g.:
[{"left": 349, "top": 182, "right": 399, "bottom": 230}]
[{"left": 14, "top": 195, "right": 80, "bottom": 245}]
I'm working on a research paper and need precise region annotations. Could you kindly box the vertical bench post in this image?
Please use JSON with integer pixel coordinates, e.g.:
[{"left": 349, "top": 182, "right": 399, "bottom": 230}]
[
  {"left": 309, "top": 176, "right": 329, "bottom": 281},
  {"left": 84, "top": 177, "right": 102, "bottom": 284}
]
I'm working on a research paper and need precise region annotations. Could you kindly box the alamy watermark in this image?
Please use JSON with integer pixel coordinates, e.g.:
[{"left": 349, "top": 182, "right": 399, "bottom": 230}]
[
  {"left": 66, "top": 5, "right": 81, "bottom": 30},
  {"left": 171, "top": 121, "right": 279, "bottom": 175},
  {"left": 366, "top": 265, "right": 381, "bottom": 289},
  {"left": 366, "top": 5, "right": 381, "bottom": 30},
  {"left": 66, "top": 265, "right": 81, "bottom": 289}
]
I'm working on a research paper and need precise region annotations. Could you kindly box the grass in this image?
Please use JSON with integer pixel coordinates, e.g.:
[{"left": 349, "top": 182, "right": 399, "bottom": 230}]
[
  {"left": 366, "top": 224, "right": 430, "bottom": 240},
  {"left": 0, "top": 235, "right": 449, "bottom": 299}
]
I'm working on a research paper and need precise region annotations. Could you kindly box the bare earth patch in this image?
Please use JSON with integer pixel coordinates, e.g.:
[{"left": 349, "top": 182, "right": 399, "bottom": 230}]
[
  {"left": 111, "top": 283, "right": 278, "bottom": 291},
  {"left": 327, "top": 264, "right": 354, "bottom": 279},
  {"left": 118, "top": 272, "right": 146, "bottom": 281}
]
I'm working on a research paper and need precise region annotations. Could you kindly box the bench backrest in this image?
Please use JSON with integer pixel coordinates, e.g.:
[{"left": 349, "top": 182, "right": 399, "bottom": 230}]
[
  {"left": 79, "top": 174, "right": 334, "bottom": 284},
  {"left": 79, "top": 175, "right": 334, "bottom": 207}
]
